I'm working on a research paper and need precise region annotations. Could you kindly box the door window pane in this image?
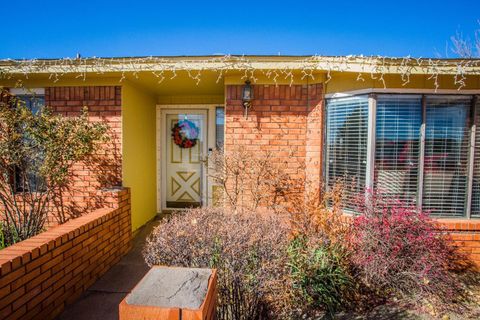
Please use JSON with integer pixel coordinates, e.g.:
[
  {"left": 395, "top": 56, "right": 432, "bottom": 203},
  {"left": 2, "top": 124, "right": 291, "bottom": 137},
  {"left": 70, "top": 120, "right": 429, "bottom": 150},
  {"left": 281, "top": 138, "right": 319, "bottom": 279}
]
[
  {"left": 215, "top": 107, "right": 225, "bottom": 149},
  {"left": 326, "top": 96, "right": 369, "bottom": 209},
  {"left": 375, "top": 95, "right": 422, "bottom": 205},
  {"left": 423, "top": 96, "right": 471, "bottom": 217}
]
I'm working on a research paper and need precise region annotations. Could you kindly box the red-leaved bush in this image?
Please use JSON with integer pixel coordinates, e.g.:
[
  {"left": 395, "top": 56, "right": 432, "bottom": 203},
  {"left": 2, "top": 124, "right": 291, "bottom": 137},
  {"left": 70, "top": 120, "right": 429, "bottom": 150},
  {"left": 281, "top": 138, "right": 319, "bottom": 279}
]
[{"left": 350, "top": 192, "right": 469, "bottom": 310}]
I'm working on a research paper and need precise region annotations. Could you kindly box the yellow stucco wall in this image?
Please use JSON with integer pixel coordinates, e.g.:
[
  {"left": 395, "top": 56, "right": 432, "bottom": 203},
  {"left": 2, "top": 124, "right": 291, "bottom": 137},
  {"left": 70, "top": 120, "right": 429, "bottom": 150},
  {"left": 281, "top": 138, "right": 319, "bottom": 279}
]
[
  {"left": 157, "top": 94, "right": 223, "bottom": 104},
  {"left": 122, "top": 82, "right": 158, "bottom": 231}
]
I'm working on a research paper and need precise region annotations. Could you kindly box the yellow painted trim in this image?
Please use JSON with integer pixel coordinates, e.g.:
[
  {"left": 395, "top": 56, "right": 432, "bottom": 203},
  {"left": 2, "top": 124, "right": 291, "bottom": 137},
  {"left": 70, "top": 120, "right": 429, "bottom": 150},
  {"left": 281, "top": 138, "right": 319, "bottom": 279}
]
[
  {"left": 2, "top": 56, "right": 479, "bottom": 75},
  {"left": 0, "top": 77, "right": 123, "bottom": 88},
  {"left": 224, "top": 73, "right": 325, "bottom": 85},
  {"left": 324, "top": 73, "right": 480, "bottom": 94}
]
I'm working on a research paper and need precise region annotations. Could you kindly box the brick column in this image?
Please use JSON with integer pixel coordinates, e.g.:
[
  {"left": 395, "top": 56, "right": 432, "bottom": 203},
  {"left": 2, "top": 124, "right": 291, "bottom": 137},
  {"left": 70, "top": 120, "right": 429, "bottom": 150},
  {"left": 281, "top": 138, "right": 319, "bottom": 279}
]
[{"left": 305, "top": 84, "right": 324, "bottom": 195}]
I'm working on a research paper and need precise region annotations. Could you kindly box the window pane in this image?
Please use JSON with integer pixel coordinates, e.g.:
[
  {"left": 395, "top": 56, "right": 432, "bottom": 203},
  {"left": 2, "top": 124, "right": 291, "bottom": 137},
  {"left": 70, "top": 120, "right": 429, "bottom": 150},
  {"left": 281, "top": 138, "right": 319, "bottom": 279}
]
[
  {"left": 215, "top": 107, "right": 225, "bottom": 149},
  {"left": 472, "top": 98, "right": 480, "bottom": 218},
  {"left": 375, "top": 95, "right": 422, "bottom": 205},
  {"left": 14, "top": 94, "right": 46, "bottom": 192},
  {"left": 326, "top": 96, "right": 369, "bottom": 209},
  {"left": 16, "top": 94, "right": 44, "bottom": 114},
  {"left": 423, "top": 96, "right": 471, "bottom": 217}
]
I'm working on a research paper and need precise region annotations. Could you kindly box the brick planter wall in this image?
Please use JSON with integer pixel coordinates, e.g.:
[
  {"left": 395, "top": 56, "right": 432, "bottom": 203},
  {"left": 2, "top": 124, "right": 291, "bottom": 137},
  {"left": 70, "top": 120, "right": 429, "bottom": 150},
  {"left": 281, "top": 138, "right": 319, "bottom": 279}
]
[{"left": 0, "top": 188, "right": 131, "bottom": 320}]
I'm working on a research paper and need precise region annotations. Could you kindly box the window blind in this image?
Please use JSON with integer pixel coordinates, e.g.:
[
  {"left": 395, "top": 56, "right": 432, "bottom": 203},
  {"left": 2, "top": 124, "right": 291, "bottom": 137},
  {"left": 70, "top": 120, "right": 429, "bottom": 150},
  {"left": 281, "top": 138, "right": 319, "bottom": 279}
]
[
  {"left": 472, "top": 99, "right": 480, "bottom": 218},
  {"left": 422, "top": 96, "right": 471, "bottom": 217},
  {"left": 374, "top": 95, "right": 422, "bottom": 205},
  {"left": 326, "top": 96, "right": 369, "bottom": 209}
]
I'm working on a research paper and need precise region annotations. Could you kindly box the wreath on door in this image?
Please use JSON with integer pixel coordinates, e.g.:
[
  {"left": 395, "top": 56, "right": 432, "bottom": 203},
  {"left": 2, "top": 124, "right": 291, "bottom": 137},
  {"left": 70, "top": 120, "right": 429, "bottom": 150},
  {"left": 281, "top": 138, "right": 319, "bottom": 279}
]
[{"left": 171, "top": 119, "right": 199, "bottom": 149}]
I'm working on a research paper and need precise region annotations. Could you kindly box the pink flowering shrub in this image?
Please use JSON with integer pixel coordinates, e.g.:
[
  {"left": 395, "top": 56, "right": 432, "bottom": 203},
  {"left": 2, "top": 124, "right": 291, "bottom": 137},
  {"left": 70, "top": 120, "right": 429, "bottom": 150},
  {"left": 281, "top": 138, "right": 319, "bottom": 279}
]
[{"left": 350, "top": 192, "right": 468, "bottom": 310}]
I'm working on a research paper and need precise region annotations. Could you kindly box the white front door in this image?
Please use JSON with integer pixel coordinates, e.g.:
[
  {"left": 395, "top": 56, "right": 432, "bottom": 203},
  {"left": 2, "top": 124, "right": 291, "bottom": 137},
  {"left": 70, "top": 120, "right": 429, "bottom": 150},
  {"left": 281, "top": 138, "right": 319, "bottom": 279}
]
[{"left": 161, "top": 109, "right": 207, "bottom": 210}]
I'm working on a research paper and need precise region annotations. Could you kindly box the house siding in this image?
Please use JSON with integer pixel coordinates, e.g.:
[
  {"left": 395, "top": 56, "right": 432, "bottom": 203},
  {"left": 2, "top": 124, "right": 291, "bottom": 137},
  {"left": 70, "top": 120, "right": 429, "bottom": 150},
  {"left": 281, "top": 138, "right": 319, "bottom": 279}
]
[
  {"left": 0, "top": 76, "right": 478, "bottom": 268},
  {"left": 121, "top": 82, "right": 157, "bottom": 231}
]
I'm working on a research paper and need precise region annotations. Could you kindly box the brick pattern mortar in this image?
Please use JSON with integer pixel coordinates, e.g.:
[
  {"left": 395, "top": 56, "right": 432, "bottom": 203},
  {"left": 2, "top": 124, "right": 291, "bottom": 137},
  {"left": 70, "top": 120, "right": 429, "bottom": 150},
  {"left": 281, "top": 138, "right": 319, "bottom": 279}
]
[{"left": 0, "top": 188, "right": 131, "bottom": 320}]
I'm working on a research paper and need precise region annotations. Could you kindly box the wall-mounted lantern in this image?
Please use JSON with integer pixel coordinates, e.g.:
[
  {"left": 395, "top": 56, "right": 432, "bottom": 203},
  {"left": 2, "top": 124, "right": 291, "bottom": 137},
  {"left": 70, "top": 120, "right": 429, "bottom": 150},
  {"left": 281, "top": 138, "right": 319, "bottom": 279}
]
[{"left": 242, "top": 80, "right": 253, "bottom": 117}]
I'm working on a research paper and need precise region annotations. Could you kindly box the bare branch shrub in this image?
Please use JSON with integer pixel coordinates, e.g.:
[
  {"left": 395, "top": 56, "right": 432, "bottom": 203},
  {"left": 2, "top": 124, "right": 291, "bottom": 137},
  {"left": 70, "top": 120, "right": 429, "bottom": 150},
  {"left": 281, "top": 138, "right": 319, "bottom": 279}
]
[
  {"left": 205, "top": 147, "right": 298, "bottom": 212},
  {"left": 450, "top": 21, "right": 480, "bottom": 58},
  {"left": 350, "top": 191, "right": 475, "bottom": 314},
  {"left": 286, "top": 183, "right": 357, "bottom": 316},
  {"left": 145, "top": 146, "right": 478, "bottom": 317},
  {"left": 289, "top": 182, "right": 350, "bottom": 246},
  {"left": 143, "top": 207, "right": 291, "bottom": 319},
  {"left": 146, "top": 149, "right": 359, "bottom": 318}
]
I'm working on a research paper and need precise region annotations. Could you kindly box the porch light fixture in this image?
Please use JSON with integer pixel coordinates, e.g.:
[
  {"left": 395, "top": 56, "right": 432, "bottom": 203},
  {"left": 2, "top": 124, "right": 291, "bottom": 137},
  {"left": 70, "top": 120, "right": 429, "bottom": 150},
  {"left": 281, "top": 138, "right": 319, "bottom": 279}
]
[{"left": 242, "top": 80, "right": 253, "bottom": 117}]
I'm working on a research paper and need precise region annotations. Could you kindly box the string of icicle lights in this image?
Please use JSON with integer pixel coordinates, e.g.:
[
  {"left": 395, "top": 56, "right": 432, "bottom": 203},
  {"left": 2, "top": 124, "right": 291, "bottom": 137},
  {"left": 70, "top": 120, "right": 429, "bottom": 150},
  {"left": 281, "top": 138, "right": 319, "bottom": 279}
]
[{"left": 1, "top": 55, "right": 480, "bottom": 90}]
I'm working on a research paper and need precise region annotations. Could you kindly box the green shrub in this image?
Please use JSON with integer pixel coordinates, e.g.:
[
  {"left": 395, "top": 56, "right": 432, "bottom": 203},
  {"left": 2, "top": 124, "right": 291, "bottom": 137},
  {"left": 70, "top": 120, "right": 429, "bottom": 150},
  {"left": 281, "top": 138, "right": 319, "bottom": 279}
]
[
  {"left": 0, "top": 222, "right": 5, "bottom": 250},
  {"left": 0, "top": 89, "right": 108, "bottom": 246},
  {"left": 288, "top": 235, "right": 352, "bottom": 316}
]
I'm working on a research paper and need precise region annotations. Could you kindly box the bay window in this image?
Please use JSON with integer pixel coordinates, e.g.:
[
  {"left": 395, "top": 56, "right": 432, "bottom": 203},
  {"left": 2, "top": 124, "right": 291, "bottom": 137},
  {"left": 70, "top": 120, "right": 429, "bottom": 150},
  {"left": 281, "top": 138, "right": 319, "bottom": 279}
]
[{"left": 325, "top": 93, "right": 480, "bottom": 218}]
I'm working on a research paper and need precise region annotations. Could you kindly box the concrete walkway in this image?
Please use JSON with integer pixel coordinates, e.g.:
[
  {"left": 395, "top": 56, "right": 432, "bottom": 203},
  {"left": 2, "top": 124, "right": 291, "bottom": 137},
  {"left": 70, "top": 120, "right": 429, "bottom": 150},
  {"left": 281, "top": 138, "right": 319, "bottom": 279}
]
[{"left": 57, "top": 220, "right": 158, "bottom": 320}]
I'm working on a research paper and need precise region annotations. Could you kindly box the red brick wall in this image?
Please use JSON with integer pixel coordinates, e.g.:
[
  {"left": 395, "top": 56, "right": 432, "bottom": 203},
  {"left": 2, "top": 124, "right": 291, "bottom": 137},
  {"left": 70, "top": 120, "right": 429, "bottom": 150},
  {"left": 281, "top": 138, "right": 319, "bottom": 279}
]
[
  {"left": 437, "top": 220, "right": 480, "bottom": 268},
  {"left": 0, "top": 188, "right": 131, "bottom": 320},
  {"left": 225, "top": 83, "right": 323, "bottom": 197},
  {"left": 45, "top": 86, "right": 122, "bottom": 225}
]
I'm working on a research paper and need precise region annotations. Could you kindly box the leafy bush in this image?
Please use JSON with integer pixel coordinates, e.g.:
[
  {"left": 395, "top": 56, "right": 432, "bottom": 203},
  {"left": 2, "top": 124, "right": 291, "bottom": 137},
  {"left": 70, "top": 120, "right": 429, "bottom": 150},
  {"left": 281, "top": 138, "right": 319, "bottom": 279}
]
[
  {"left": 0, "top": 89, "right": 108, "bottom": 246},
  {"left": 288, "top": 235, "right": 352, "bottom": 315},
  {"left": 286, "top": 185, "right": 355, "bottom": 317},
  {"left": 143, "top": 207, "right": 291, "bottom": 319},
  {"left": 350, "top": 192, "right": 468, "bottom": 310}
]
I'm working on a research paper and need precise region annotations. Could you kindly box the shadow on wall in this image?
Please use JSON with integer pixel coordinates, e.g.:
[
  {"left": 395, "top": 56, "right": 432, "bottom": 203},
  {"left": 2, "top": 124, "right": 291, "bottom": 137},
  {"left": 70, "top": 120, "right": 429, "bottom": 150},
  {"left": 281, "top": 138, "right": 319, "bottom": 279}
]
[{"left": 51, "top": 124, "right": 123, "bottom": 224}]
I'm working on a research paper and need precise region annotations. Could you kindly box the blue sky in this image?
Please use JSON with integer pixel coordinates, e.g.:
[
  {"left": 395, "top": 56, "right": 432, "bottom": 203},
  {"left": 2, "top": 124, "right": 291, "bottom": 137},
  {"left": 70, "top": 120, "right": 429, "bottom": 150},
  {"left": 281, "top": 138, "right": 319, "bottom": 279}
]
[{"left": 1, "top": 0, "right": 479, "bottom": 59}]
